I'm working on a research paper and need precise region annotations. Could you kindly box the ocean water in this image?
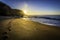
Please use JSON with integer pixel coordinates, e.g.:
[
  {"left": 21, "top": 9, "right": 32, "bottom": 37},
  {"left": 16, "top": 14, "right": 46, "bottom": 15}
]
[
  {"left": 28, "top": 15, "right": 60, "bottom": 27},
  {"left": 0, "top": 15, "right": 60, "bottom": 27}
]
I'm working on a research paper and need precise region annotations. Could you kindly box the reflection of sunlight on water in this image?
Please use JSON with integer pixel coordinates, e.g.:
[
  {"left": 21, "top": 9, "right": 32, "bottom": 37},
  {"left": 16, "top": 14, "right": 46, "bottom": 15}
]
[
  {"left": 22, "top": 18, "right": 26, "bottom": 20},
  {"left": 21, "top": 17, "right": 60, "bottom": 27},
  {"left": 22, "top": 18, "right": 29, "bottom": 20}
]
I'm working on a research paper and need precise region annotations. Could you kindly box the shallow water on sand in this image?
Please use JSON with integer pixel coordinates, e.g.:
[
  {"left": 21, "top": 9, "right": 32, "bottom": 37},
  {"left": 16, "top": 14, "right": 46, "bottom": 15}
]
[{"left": 27, "top": 15, "right": 60, "bottom": 27}]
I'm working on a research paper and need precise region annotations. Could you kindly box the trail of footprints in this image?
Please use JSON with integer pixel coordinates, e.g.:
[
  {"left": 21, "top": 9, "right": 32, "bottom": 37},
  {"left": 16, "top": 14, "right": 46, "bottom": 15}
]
[
  {"left": 2, "top": 32, "right": 8, "bottom": 40},
  {"left": 2, "top": 28, "right": 11, "bottom": 40},
  {"left": 1, "top": 21, "right": 12, "bottom": 40}
]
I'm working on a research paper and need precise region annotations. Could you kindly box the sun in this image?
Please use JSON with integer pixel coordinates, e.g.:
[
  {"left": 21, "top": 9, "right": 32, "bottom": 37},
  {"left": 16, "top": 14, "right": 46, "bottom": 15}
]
[
  {"left": 21, "top": 3, "right": 29, "bottom": 15},
  {"left": 23, "top": 10, "right": 27, "bottom": 14}
]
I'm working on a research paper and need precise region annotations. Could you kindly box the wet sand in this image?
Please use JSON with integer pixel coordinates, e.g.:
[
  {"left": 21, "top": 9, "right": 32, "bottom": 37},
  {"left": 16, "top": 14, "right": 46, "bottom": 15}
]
[{"left": 0, "top": 18, "right": 60, "bottom": 40}]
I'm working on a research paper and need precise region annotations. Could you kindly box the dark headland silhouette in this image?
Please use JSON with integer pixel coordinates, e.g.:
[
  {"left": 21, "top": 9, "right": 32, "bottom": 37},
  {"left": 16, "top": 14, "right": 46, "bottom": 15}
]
[{"left": 0, "top": 2, "right": 24, "bottom": 17}]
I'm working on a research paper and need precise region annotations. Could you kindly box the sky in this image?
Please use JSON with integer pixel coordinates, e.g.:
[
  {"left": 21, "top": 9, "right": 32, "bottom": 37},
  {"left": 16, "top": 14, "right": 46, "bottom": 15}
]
[{"left": 0, "top": 0, "right": 60, "bottom": 15}]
